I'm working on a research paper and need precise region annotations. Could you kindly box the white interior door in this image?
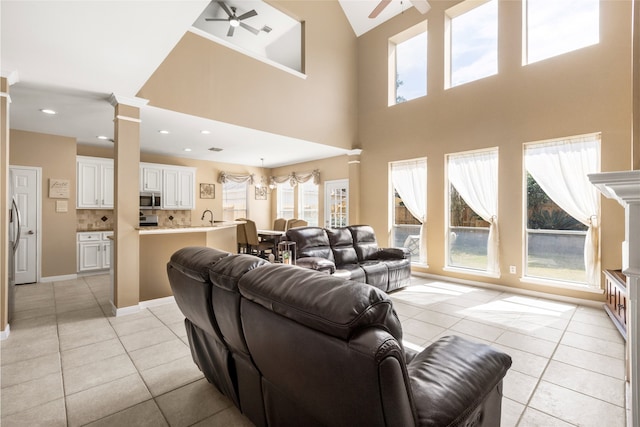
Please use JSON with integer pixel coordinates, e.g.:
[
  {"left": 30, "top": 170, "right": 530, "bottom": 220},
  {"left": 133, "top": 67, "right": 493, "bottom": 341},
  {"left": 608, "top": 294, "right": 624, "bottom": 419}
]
[
  {"left": 324, "top": 179, "right": 349, "bottom": 228},
  {"left": 10, "top": 166, "right": 40, "bottom": 284}
]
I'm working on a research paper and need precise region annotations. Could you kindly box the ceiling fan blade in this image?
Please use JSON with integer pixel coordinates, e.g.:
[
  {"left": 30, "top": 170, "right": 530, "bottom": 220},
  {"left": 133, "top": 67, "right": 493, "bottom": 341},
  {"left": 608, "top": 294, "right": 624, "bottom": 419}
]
[
  {"left": 227, "top": 25, "right": 235, "bottom": 37},
  {"left": 237, "top": 9, "right": 257, "bottom": 21},
  {"left": 240, "top": 22, "right": 260, "bottom": 35},
  {"left": 205, "top": 18, "right": 229, "bottom": 21},
  {"left": 218, "top": 1, "right": 233, "bottom": 17},
  {"left": 369, "top": 0, "right": 391, "bottom": 18}
]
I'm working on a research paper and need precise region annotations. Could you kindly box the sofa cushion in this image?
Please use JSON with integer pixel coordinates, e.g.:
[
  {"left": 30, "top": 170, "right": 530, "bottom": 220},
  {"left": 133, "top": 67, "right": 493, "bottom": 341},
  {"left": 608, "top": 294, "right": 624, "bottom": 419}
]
[
  {"left": 326, "top": 228, "right": 358, "bottom": 265},
  {"left": 208, "top": 254, "right": 269, "bottom": 355},
  {"left": 349, "top": 225, "right": 380, "bottom": 261},
  {"left": 285, "top": 227, "right": 334, "bottom": 261},
  {"left": 238, "top": 264, "right": 403, "bottom": 342}
]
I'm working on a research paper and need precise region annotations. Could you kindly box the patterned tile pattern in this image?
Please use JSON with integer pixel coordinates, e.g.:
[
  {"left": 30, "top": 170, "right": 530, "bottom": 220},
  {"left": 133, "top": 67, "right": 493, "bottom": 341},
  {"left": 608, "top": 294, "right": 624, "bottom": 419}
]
[{"left": 0, "top": 274, "right": 627, "bottom": 426}]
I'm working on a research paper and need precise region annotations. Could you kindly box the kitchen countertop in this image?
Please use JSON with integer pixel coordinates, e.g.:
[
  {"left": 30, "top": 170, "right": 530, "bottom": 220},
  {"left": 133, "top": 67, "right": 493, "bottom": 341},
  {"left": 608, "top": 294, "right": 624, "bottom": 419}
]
[
  {"left": 77, "top": 229, "right": 114, "bottom": 233},
  {"left": 137, "top": 221, "right": 243, "bottom": 235}
]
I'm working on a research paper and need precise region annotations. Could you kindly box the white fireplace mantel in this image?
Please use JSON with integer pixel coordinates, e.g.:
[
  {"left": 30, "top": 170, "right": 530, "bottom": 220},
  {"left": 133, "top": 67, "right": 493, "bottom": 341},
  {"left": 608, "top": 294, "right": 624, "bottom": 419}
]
[{"left": 589, "top": 170, "right": 640, "bottom": 427}]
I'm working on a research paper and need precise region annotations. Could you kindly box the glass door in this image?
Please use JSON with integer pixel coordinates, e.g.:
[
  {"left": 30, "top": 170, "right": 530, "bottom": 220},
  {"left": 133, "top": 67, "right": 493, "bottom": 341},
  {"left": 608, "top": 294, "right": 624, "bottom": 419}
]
[{"left": 324, "top": 179, "right": 348, "bottom": 228}]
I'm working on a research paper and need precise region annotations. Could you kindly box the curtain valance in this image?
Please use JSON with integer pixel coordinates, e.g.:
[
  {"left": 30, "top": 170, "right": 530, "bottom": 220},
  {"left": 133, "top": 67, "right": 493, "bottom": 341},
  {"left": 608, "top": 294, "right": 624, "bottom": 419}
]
[
  {"left": 218, "top": 172, "right": 255, "bottom": 185},
  {"left": 269, "top": 170, "right": 320, "bottom": 188}
]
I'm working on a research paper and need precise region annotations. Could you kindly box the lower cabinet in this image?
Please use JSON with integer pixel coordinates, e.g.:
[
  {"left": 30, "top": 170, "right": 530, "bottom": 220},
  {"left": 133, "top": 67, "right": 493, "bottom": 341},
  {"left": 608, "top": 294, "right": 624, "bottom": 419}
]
[
  {"left": 77, "top": 231, "right": 113, "bottom": 272},
  {"left": 603, "top": 269, "right": 627, "bottom": 340}
]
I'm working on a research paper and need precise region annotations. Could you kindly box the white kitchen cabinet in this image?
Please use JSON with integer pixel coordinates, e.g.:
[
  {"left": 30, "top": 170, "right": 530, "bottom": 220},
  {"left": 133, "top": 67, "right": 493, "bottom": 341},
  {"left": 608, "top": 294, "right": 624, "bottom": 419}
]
[
  {"left": 162, "top": 166, "right": 195, "bottom": 210},
  {"left": 140, "top": 163, "right": 163, "bottom": 193},
  {"left": 77, "top": 231, "right": 113, "bottom": 272},
  {"left": 77, "top": 156, "right": 114, "bottom": 209}
]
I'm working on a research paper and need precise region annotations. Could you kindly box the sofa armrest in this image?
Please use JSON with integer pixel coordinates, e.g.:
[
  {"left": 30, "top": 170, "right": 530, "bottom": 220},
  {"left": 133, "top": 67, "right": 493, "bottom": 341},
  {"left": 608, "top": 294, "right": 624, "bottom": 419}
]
[
  {"left": 368, "top": 247, "right": 411, "bottom": 260},
  {"left": 407, "top": 335, "right": 512, "bottom": 427},
  {"left": 296, "top": 257, "right": 336, "bottom": 274}
]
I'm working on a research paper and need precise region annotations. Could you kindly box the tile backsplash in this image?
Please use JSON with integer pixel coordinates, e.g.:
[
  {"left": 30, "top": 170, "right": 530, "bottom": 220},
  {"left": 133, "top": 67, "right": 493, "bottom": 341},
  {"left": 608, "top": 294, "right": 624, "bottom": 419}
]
[
  {"left": 77, "top": 209, "right": 193, "bottom": 231},
  {"left": 77, "top": 209, "right": 114, "bottom": 231}
]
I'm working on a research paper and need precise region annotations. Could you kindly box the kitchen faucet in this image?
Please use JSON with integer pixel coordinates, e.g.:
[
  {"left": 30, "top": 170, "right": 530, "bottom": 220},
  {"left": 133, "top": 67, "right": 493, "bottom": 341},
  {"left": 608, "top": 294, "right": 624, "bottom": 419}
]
[{"left": 201, "top": 209, "right": 214, "bottom": 226}]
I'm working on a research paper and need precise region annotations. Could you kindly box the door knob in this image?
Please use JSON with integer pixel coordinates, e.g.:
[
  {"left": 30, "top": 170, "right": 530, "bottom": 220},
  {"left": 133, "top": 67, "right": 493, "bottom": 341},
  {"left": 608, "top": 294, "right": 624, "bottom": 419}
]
[{"left": 27, "top": 230, "right": 34, "bottom": 235}]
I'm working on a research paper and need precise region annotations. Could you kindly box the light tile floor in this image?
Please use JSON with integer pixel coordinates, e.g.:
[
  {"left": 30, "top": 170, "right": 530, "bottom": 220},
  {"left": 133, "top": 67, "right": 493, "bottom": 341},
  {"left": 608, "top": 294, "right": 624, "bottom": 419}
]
[{"left": 1, "top": 274, "right": 627, "bottom": 426}]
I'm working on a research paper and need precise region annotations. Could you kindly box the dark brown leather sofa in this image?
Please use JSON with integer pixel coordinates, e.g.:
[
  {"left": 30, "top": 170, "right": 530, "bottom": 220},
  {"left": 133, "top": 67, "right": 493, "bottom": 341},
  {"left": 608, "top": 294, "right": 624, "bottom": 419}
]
[
  {"left": 284, "top": 225, "right": 411, "bottom": 292},
  {"left": 167, "top": 246, "right": 512, "bottom": 427}
]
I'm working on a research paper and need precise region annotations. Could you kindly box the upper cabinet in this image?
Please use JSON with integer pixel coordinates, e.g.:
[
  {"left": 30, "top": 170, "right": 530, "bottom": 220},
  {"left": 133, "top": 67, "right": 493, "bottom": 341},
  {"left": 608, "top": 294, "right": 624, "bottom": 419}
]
[
  {"left": 162, "top": 166, "right": 195, "bottom": 210},
  {"left": 77, "top": 156, "right": 114, "bottom": 209},
  {"left": 77, "top": 158, "right": 195, "bottom": 210},
  {"left": 140, "top": 163, "right": 163, "bottom": 193}
]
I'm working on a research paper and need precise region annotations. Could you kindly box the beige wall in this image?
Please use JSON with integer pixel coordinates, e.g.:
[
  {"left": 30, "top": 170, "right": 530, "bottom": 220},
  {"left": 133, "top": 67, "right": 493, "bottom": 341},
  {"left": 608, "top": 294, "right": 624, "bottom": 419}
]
[
  {"left": 10, "top": 130, "right": 78, "bottom": 278},
  {"left": 137, "top": 1, "right": 358, "bottom": 151},
  {"left": 356, "top": 0, "right": 632, "bottom": 301}
]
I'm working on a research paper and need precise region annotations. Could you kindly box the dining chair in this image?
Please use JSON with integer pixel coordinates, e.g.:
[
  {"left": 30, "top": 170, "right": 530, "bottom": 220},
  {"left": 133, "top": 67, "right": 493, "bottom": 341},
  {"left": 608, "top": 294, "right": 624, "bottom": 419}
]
[
  {"left": 235, "top": 218, "right": 249, "bottom": 253},
  {"left": 244, "top": 219, "right": 275, "bottom": 258},
  {"left": 286, "top": 219, "right": 308, "bottom": 229},
  {"left": 273, "top": 218, "right": 287, "bottom": 231}
]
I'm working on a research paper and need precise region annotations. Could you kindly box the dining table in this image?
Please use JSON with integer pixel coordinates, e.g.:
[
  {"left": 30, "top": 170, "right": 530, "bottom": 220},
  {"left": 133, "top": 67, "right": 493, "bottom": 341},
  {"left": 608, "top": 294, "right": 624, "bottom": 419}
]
[{"left": 257, "top": 229, "right": 286, "bottom": 260}]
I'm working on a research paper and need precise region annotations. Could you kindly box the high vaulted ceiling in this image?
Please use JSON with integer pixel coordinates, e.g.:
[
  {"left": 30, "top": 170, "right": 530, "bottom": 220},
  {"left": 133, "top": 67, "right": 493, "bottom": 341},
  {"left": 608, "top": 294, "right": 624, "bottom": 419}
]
[{"left": 2, "top": 1, "right": 415, "bottom": 167}]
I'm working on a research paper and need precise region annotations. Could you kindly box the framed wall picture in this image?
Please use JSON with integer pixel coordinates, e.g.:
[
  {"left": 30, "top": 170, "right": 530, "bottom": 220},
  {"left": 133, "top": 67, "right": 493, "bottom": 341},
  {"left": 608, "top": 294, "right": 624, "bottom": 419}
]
[
  {"left": 200, "top": 183, "right": 215, "bottom": 199},
  {"left": 255, "top": 186, "right": 267, "bottom": 200}
]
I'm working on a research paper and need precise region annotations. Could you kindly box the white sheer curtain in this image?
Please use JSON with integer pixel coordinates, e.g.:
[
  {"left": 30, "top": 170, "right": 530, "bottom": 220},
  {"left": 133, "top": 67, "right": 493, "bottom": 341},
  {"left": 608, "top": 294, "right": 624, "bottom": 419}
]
[
  {"left": 525, "top": 134, "right": 600, "bottom": 287},
  {"left": 391, "top": 159, "right": 427, "bottom": 264},
  {"left": 448, "top": 149, "right": 500, "bottom": 274}
]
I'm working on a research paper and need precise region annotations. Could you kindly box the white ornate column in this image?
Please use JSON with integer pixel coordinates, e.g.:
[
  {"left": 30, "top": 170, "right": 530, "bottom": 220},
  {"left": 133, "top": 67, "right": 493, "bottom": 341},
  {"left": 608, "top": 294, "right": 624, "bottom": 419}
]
[{"left": 589, "top": 170, "right": 640, "bottom": 427}]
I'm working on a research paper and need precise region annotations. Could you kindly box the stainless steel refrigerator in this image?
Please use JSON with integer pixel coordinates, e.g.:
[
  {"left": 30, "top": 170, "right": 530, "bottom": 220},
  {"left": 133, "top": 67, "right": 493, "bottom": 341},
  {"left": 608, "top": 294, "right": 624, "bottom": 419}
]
[{"left": 8, "top": 173, "right": 22, "bottom": 322}]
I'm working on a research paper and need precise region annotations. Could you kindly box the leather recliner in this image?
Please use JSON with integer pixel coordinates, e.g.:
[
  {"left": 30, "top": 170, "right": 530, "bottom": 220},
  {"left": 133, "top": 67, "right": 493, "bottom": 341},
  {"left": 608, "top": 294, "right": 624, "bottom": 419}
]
[
  {"left": 167, "top": 246, "right": 512, "bottom": 427},
  {"left": 285, "top": 225, "right": 411, "bottom": 292}
]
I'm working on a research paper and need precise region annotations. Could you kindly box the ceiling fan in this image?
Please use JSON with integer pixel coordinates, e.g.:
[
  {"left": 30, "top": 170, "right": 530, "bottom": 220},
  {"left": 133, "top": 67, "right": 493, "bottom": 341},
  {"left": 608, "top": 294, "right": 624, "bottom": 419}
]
[
  {"left": 368, "top": 0, "right": 431, "bottom": 19},
  {"left": 205, "top": 1, "right": 261, "bottom": 37}
]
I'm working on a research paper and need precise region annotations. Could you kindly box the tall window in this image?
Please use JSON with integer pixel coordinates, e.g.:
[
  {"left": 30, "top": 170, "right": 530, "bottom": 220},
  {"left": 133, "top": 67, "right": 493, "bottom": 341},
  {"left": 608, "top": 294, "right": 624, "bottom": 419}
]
[
  {"left": 389, "top": 22, "right": 427, "bottom": 105},
  {"left": 276, "top": 185, "right": 295, "bottom": 219},
  {"left": 298, "top": 181, "right": 318, "bottom": 226},
  {"left": 446, "top": 0, "right": 498, "bottom": 88},
  {"left": 524, "top": 0, "right": 599, "bottom": 65},
  {"left": 390, "top": 159, "right": 427, "bottom": 264},
  {"left": 524, "top": 134, "right": 600, "bottom": 288},
  {"left": 446, "top": 148, "right": 499, "bottom": 274},
  {"left": 222, "top": 181, "right": 248, "bottom": 221}
]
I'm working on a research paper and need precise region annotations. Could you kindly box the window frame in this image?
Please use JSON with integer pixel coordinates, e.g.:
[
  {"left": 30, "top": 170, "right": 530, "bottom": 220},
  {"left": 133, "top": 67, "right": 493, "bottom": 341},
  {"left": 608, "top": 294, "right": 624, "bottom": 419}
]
[
  {"left": 388, "top": 21, "right": 428, "bottom": 106},
  {"left": 523, "top": 0, "right": 600, "bottom": 65},
  {"left": 298, "top": 181, "right": 319, "bottom": 226},
  {"left": 444, "top": 147, "right": 499, "bottom": 276},
  {"left": 276, "top": 184, "right": 295, "bottom": 220},
  {"left": 444, "top": 0, "right": 498, "bottom": 89},
  {"left": 222, "top": 180, "right": 249, "bottom": 221}
]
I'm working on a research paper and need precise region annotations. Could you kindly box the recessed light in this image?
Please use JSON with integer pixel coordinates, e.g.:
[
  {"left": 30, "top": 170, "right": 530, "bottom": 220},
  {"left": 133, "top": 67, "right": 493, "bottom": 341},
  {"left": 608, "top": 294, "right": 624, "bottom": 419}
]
[
  {"left": 97, "top": 135, "right": 109, "bottom": 140},
  {"left": 40, "top": 108, "right": 57, "bottom": 115},
  {"left": 158, "top": 130, "right": 170, "bottom": 134},
  {"left": 200, "top": 130, "right": 211, "bottom": 135},
  {"left": 184, "top": 148, "right": 192, "bottom": 152}
]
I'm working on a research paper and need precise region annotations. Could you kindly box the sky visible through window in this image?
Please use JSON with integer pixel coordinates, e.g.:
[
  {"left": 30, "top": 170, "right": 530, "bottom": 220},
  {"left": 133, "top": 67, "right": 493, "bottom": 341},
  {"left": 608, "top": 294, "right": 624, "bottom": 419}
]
[
  {"left": 450, "top": 0, "right": 498, "bottom": 88},
  {"left": 526, "top": 0, "right": 599, "bottom": 64},
  {"left": 396, "top": 31, "right": 427, "bottom": 103}
]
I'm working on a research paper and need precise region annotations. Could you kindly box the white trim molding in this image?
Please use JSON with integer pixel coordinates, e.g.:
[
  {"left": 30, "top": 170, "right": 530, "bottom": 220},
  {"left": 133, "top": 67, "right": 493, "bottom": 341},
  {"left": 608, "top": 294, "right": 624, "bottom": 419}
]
[
  {"left": 111, "top": 295, "right": 177, "bottom": 317},
  {"left": 39, "top": 274, "right": 78, "bottom": 283},
  {"left": 0, "top": 323, "right": 10, "bottom": 341},
  {"left": 109, "top": 93, "right": 149, "bottom": 108},
  {"left": 114, "top": 115, "right": 142, "bottom": 123}
]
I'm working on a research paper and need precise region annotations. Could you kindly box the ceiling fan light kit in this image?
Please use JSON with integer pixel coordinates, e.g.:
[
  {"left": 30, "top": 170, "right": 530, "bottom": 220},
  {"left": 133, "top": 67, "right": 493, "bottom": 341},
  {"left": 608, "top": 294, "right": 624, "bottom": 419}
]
[{"left": 205, "top": 1, "right": 262, "bottom": 37}]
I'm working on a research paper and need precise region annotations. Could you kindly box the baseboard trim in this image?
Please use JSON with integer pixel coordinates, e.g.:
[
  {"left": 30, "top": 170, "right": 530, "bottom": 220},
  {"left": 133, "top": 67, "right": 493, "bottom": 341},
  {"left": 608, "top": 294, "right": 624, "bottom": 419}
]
[
  {"left": 111, "top": 295, "right": 177, "bottom": 317},
  {"left": 0, "top": 323, "right": 10, "bottom": 340},
  {"left": 139, "top": 296, "right": 175, "bottom": 309},
  {"left": 39, "top": 273, "right": 78, "bottom": 283},
  {"left": 411, "top": 271, "right": 602, "bottom": 308}
]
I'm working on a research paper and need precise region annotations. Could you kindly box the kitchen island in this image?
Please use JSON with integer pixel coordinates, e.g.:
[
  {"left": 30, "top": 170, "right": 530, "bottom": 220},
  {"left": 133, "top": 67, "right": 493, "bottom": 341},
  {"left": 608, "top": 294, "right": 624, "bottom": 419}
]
[{"left": 137, "top": 221, "right": 241, "bottom": 302}]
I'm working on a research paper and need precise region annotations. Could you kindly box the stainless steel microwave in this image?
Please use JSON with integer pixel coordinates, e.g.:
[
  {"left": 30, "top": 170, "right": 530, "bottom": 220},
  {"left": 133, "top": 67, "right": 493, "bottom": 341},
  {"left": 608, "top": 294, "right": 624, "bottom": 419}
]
[{"left": 140, "top": 192, "right": 161, "bottom": 209}]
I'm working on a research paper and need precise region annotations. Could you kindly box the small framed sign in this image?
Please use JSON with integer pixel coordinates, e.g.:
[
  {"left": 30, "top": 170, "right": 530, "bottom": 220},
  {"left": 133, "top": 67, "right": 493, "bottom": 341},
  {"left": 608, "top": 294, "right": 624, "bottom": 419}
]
[{"left": 49, "top": 178, "right": 70, "bottom": 199}]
